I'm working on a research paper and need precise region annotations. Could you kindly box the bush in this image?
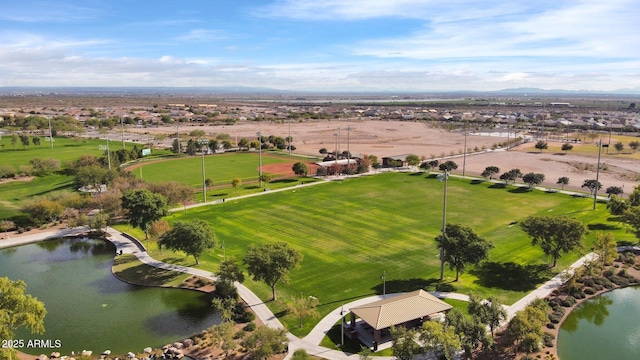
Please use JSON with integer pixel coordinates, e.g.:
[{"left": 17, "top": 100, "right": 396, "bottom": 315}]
[
  {"left": 561, "top": 297, "right": 576, "bottom": 307},
  {"left": 603, "top": 269, "right": 614, "bottom": 278},
  {"left": 234, "top": 330, "right": 245, "bottom": 340},
  {"left": 291, "top": 349, "right": 312, "bottom": 360},
  {"left": 546, "top": 323, "right": 556, "bottom": 329},
  {"left": 584, "top": 287, "right": 596, "bottom": 295},
  {"left": 609, "top": 276, "right": 630, "bottom": 287},
  {"left": 573, "top": 291, "right": 586, "bottom": 299},
  {"left": 243, "top": 322, "right": 256, "bottom": 332},
  {"left": 215, "top": 280, "right": 238, "bottom": 300},
  {"left": 543, "top": 332, "right": 555, "bottom": 347},
  {"left": 583, "top": 278, "right": 595, "bottom": 287},
  {"left": 548, "top": 312, "right": 562, "bottom": 324},
  {"left": 617, "top": 268, "right": 628, "bottom": 277},
  {"left": 236, "top": 309, "right": 255, "bottom": 323}
]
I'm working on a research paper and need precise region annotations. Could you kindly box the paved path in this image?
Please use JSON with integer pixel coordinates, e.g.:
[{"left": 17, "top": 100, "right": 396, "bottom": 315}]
[{"left": 2, "top": 225, "right": 600, "bottom": 360}]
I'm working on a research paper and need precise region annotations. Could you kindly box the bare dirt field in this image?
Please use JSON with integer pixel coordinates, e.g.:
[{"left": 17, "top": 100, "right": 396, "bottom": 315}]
[{"left": 127, "top": 120, "right": 640, "bottom": 194}]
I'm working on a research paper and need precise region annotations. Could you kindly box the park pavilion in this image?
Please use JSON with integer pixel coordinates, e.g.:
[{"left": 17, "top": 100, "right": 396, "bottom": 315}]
[{"left": 347, "top": 290, "right": 452, "bottom": 345}]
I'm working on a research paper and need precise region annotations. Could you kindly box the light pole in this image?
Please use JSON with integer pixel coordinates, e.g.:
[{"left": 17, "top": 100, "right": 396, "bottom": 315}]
[
  {"left": 462, "top": 123, "right": 467, "bottom": 177},
  {"left": 257, "top": 132, "right": 263, "bottom": 187},
  {"left": 437, "top": 170, "right": 449, "bottom": 280},
  {"left": 340, "top": 304, "right": 345, "bottom": 348},
  {"left": 121, "top": 118, "right": 126, "bottom": 149},
  {"left": 333, "top": 131, "right": 338, "bottom": 167},
  {"left": 105, "top": 137, "right": 111, "bottom": 170},
  {"left": 176, "top": 121, "right": 181, "bottom": 156},
  {"left": 201, "top": 150, "right": 206, "bottom": 203},
  {"left": 346, "top": 126, "right": 353, "bottom": 172},
  {"left": 48, "top": 117, "right": 54, "bottom": 149},
  {"left": 594, "top": 139, "right": 603, "bottom": 210},
  {"left": 380, "top": 271, "right": 386, "bottom": 297},
  {"left": 288, "top": 117, "right": 292, "bottom": 157}
]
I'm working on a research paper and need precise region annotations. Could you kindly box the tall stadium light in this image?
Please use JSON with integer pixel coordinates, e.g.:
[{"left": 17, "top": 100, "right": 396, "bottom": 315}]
[
  {"left": 288, "top": 117, "right": 292, "bottom": 157},
  {"left": 346, "top": 126, "right": 353, "bottom": 171},
  {"left": 594, "top": 139, "right": 604, "bottom": 210},
  {"left": 121, "top": 118, "right": 126, "bottom": 149},
  {"left": 106, "top": 137, "right": 111, "bottom": 170},
  {"left": 437, "top": 170, "right": 449, "bottom": 280},
  {"left": 257, "top": 132, "right": 263, "bottom": 187},
  {"left": 48, "top": 117, "right": 54, "bottom": 149},
  {"left": 380, "top": 271, "right": 386, "bottom": 297},
  {"left": 333, "top": 132, "right": 338, "bottom": 168},
  {"left": 462, "top": 123, "right": 468, "bottom": 177},
  {"left": 200, "top": 139, "right": 207, "bottom": 203},
  {"left": 176, "top": 121, "right": 181, "bottom": 156},
  {"left": 340, "top": 304, "right": 345, "bottom": 348}
]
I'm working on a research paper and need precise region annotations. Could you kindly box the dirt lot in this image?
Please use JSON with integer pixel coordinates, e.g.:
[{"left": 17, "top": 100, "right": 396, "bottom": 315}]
[{"left": 127, "top": 120, "right": 640, "bottom": 194}]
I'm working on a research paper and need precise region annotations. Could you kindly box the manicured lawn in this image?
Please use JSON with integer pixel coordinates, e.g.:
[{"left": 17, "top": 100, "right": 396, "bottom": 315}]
[
  {"left": 0, "top": 136, "right": 154, "bottom": 168},
  {"left": 133, "top": 152, "right": 302, "bottom": 187},
  {"left": 151, "top": 172, "right": 626, "bottom": 336},
  {"left": 0, "top": 174, "right": 74, "bottom": 225}
]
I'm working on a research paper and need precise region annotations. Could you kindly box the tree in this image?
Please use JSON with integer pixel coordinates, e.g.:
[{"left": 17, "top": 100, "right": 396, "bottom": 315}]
[
  {"left": 557, "top": 176, "right": 569, "bottom": 190},
  {"left": 171, "top": 138, "right": 181, "bottom": 154},
  {"left": 522, "top": 172, "right": 545, "bottom": 190},
  {"left": 159, "top": 219, "right": 216, "bottom": 264},
  {"left": 467, "top": 294, "right": 506, "bottom": 336},
  {"left": 607, "top": 195, "right": 629, "bottom": 215},
  {"left": 420, "top": 160, "right": 439, "bottom": 172},
  {"left": 419, "top": 321, "right": 461, "bottom": 360},
  {"left": 605, "top": 186, "right": 624, "bottom": 197},
  {"left": 499, "top": 168, "right": 522, "bottom": 185},
  {"left": 504, "top": 301, "right": 548, "bottom": 353},
  {"left": 287, "top": 294, "right": 320, "bottom": 328},
  {"left": 390, "top": 326, "right": 421, "bottom": 360},
  {"left": 211, "top": 297, "right": 236, "bottom": 323},
  {"left": 582, "top": 179, "right": 602, "bottom": 196},
  {"left": 22, "top": 199, "right": 65, "bottom": 226},
  {"left": 205, "top": 178, "right": 214, "bottom": 188},
  {"left": 216, "top": 257, "right": 245, "bottom": 284},
  {"left": 622, "top": 206, "right": 640, "bottom": 239},
  {"left": 242, "top": 326, "right": 288, "bottom": 360},
  {"left": 435, "top": 223, "right": 493, "bottom": 281},
  {"left": 148, "top": 220, "right": 170, "bottom": 241},
  {"left": 561, "top": 143, "right": 574, "bottom": 153},
  {"left": 231, "top": 177, "right": 242, "bottom": 193},
  {"left": 481, "top": 166, "right": 500, "bottom": 180},
  {"left": 121, "top": 189, "right": 168, "bottom": 240},
  {"left": 0, "top": 277, "right": 47, "bottom": 360},
  {"left": 0, "top": 220, "right": 15, "bottom": 239},
  {"left": 209, "top": 321, "right": 236, "bottom": 357},
  {"left": 32, "top": 137, "right": 41, "bottom": 146},
  {"left": 439, "top": 160, "right": 458, "bottom": 172},
  {"left": 520, "top": 215, "right": 587, "bottom": 267},
  {"left": 148, "top": 181, "right": 195, "bottom": 206},
  {"left": 292, "top": 162, "right": 308, "bottom": 176},
  {"left": 593, "top": 232, "right": 618, "bottom": 266},
  {"left": 238, "top": 138, "right": 249, "bottom": 150},
  {"left": 244, "top": 242, "right": 303, "bottom": 301},
  {"left": 614, "top": 141, "right": 624, "bottom": 154},
  {"left": 74, "top": 165, "right": 116, "bottom": 193},
  {"left": 186, "top": 139, "right": 198, "bottom": 155},
  {"left": 259, "top": 174, "right": 272, "bottom": 186},
  {"left": 208, "top": 139, "right": 219, "bottom": 152},
  {"left": 319, "top": 147, "right": 327, "bottom": 155},
  {"left": 405, "top": 154, "right": 420, "bottom": 167},
  {"left": 11, "top": 134, "right": 18, "bottom": 150},
  {"left": 19, "top": 135, "right": 30, "bottom": 149},
  {"left": 629, "top": 140, "right": 640, "bottom": 153},
  {"left": 534, "top": 140, "right": 548, "bottom": 152}
]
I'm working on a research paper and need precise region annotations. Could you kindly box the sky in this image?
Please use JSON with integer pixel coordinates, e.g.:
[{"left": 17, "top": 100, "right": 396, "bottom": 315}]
[{"left": 1, "top": 0, "right": 640, "bottom": 92}]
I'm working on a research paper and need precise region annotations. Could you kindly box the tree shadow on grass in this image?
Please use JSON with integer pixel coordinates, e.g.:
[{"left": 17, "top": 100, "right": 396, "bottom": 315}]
[
  {"left": 212, "top": 193, "right": 228, "bottom": 197},
  {"left": 587, "top": 223, "right": 619, "bottom": 231},
  {"left": 470, "top": 179, "right": 485, "bottom": 185},
  {"left": 470, "top": 262, "right": 552, "bottom": 292},
  {"left": 371, "top": 277, "right": 442, "bottom": 295},
  {"left": 271, "top": 178, "right": 297, "bottom": 183},
  {"left": 508, "top": 186, "right": 531, "bottom": 193},
  {"left": 488, "top": 183, "right": 506, "bottom": 189},
  {"left": 245, "top": 185, "right": 260, "bottom": 190}
]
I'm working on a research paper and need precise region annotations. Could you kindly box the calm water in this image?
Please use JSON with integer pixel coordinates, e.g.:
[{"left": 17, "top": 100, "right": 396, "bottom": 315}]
[
  {"left": 0, "top": 238, "right": 220, "bottom": 355},
  {"left": 558, "top": 286, "right": 640, "bottom": 359}
]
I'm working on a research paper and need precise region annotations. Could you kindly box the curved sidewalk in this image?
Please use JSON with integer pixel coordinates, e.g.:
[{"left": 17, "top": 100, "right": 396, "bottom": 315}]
[{"left": 1, "top": 227, "right": 599, "bottom": 360}]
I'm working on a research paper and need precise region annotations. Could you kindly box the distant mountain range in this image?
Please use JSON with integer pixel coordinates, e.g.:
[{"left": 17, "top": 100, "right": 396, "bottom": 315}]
[{"left": 1, "top": 86, "right": 639, "bottom": 97}]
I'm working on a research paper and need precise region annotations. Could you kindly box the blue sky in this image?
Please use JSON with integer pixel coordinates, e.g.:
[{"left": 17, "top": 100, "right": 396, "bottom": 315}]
[{"left": 1, "top": 0, "right": 639, "bottom": 92}]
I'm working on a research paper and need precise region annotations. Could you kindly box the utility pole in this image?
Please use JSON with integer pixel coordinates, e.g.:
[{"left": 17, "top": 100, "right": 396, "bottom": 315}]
[
  {"left": 201, "top": 150, "right": 206, "bottom": 203},
  {"left": 257, "top": 132, "right": 263, "bottom": 187},
  {"left": 121, "top": 118, "right": 125, "bottom": 149},
  {"left": 594, "top": 139, "right": 603, "bottom": 210},
  {"left": 288, "top": 117, "right": 292, "bottom": 157},
  {"left": 462, "top": 123, "right": 467, "bottom": 177},
  {"left": 346, "top": 126, "right": 353, "bottom": 170},
  {"left": 106, "top": 137, "right": 111, "bottom": 170},
  {"left": 48, "top": 117, "right": 54, "bottom": 149},
  {"left": 438, "top": 170, "right": 448, "bottom": 280}
]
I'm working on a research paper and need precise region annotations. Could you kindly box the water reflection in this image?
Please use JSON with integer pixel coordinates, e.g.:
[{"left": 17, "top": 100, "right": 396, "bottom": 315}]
[{"left": 561, "top": 295, "right": 613, "bottom": 333}]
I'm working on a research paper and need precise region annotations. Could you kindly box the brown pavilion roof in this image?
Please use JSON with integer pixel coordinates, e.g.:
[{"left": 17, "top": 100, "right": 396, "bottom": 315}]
[{"left": 350, "top": 290, "right": 452, "bottom": 330}]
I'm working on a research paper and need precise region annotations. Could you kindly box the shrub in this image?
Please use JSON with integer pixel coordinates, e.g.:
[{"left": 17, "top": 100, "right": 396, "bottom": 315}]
[
  {"left": 583, "top": 278, "right": 595, "bottom": 287},
  {"left": 546, "top": 323, "right": 556, "bottom": 329},
  {"left": 215, "top": 280, "right": 238, "bottom": 300},
  {"left": 609, "top": 276, "right": 630, "bottom": 287},
  {"left": 573, "top": 291, "right": 586, "bottom": 299},
  {"left": 603, "top": 269, "right": 614, "bottom": 278},
  {"left": 584, "top": 287, "right": 596, "bottom": 295},
  {"left": 548, "top": 312, "right": 562, "bottom": 324},
  {"left": 561, "top": 297, "right": 576, "bottom": 307},
  {"left": 291, "top": 349, "right": 312, "bottom": 360},
  {"left": 617, "top": 268, "right": 628, "bottom": 277},
  {"left": 243, "top": 322, "right": 256, "bottom": 332},
  {"left": 543, "top": 332, "right": 555, "bottom": 347},
  {"left": 236, "top": 309, "right": 255, "bottom": 323},
  {"left": 234, "top": 330, "right": 245, "bottom": 340},
  {"left": 594, "top": 284, "right": 604, "bottom": 291}
]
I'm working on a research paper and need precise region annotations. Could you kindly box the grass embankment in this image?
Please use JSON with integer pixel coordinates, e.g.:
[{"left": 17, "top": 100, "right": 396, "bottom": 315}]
[{"left": 115, "top": 172, "right": 629, "bottom": 338}]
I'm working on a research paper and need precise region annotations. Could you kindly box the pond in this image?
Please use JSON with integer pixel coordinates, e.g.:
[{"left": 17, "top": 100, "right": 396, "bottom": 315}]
[
  {"left": 0, "top": 237, "right": 220, "bottom": 355},
  {"left": 558, "top": 286, "right": 640, "bottom": 359}
]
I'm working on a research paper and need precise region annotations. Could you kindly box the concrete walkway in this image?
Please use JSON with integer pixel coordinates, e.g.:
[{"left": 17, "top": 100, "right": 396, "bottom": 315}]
[{"left": 2, "top": 226, "right": 600, "bottom": 360}]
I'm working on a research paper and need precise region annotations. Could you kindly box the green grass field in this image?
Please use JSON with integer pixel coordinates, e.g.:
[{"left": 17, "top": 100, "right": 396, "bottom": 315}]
[
  {"left": 132, "top": 152, "right": 301, "bottom": 187},
  {"left": 129, "top": 171, "right": 629, "bottom": 336}
]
